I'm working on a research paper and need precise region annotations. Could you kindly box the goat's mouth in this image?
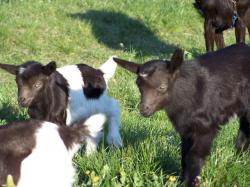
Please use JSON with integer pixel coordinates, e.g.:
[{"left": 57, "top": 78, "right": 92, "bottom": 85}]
[
  {"left": 140, "top": 108, "right": 154, "bottom": 117},
  {"left": 18, "top": 99, "right": 32, "bottom": 107}
]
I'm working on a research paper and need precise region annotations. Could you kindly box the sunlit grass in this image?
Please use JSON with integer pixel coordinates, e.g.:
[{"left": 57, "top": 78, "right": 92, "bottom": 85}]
[{"left": 0, "top": 0, "right": 250, "bottom": 186}]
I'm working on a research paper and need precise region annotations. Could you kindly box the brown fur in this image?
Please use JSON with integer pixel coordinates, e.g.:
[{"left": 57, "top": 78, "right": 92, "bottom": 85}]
[{"left": 194, "top": 0, "right": 250, "bottom": 51}]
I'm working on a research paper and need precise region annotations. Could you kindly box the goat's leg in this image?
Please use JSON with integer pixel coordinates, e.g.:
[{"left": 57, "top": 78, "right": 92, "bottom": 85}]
[
  {"left": 180, "top": 138, "right": 193, "bottom": 181},
  {"left": 85, "top": 131, "right": 103, "bottom": 155},
  {"left": 84, "top": 114, "right": 106, "bottom": 155},
  {"left": 215, "top": 32, "right": 225, "bottom": 50},
  {"left": 245, "top": 10, "right": 250, "bottom": 39},
  {"left": 204, "top": 19, "right": 215, "bottom": 52},
  {"left": 182, "top": 132, "right": 215, "bottom": 187},
  {"left": 106, "top": 98, "right": 123, "bottom": 147},
  {"left": 247, "top": 24, "right": 250, "bottom": 39},
  {"left": 236, "top": 116, "right": 250, "bottom": 151},
  {"left": 235, "top": 17, "right": 246, "bottom": 43}
]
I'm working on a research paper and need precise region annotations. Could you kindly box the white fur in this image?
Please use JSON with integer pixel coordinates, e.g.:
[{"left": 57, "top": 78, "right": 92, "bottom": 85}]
[
  {"left": 99, "top": 56, "right": 117, "bottom": 84},
  {"left": 17, "top": 122, "right": 75, "bottom": 187},
  {"left": 83, "top": 114, "right": 106, "bottom": 155},
  {"left": 19, "top": 67, "right": 26, "bottom": 75},
  {"left": 56, "top": 58, "right": 122, "bottom": 154},
  {"left": 139, "top": 73, "right": 148, "bottom": 77}
]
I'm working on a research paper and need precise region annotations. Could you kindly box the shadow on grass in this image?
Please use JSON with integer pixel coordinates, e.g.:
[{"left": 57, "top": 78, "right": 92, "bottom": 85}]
[
  {"left": 0, "top": 102, "right": 27, "bottom": 124},
  {"left": 68, "top": 10, "right": 175, "bottom": 57}
]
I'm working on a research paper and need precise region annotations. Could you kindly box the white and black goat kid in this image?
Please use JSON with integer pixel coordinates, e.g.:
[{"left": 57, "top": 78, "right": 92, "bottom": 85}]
[
  {"left": 0, "top": 57, "right": 122, "bottom": 154},
  {"left": 0, "top": 114, "right": 106, "bottom": 187}
]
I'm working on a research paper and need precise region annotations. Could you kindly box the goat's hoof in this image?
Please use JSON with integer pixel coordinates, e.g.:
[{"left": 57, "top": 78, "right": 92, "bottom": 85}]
[
  {"left": 107, "top": 133, "right": 123, "bottom": 147},
  {"left": 192, "top": 176, "right": 201, "bottom": 187}
]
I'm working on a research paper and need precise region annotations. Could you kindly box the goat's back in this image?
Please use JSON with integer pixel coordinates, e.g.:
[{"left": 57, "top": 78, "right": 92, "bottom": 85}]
[{"left": 168, "top": 44, "right": 250, "bottom": 135}]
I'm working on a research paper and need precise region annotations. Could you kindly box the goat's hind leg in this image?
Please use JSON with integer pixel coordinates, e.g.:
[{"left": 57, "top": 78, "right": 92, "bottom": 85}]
[
  {"left": 236, "top": 116, "right": 250, "bottom": 151},
  {"left": 85, "top": 131, "right": 103, "bottom": 155},
  {"left": 215, "top": 32, "right": 225, "bottom": 50},
  {"left": 106, "top": 98, "right": 123, "bottom": 147},
  {"left": 84, "top": 114, "right": 106, "bottom": 155},
  {"left": 235, "top": 17, "right": 246, "bottom": 44},
  {"left": 204, "top": 19, "right": 215, "bottom": 52}
]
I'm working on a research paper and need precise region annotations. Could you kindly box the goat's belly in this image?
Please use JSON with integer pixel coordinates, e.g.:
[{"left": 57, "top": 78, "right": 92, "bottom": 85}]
[
  {"left": 66, "top": 94, "right": 110, "bottom": 125},
  {"left": 17, "top": 123, "right": 75, "bottom": 187}
]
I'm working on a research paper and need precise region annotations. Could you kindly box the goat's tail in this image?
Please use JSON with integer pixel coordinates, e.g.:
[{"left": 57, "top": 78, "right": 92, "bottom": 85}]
[{"left": 99, "top": 56, "right": 117, "bottom": 84}]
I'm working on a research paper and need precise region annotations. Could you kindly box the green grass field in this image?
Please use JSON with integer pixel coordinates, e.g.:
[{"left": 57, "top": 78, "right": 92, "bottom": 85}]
[{"left": 0, "top": 0, "right": 250, "bottom": 186}]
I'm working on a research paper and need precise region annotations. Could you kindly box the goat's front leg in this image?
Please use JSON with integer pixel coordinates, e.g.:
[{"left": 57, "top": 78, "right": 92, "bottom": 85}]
[
  {"left": 235, "top": 17, "right": 246, "bottom": 43},
  {"left": 106, "top": 98, "right": 123, "bottom": 147},
  {"left": 182, "top": 131, "right": 215, "bottom": 187},
  {"left": 181, "top": 137, "right": 193, "bottom": 182},
  {"left": 236, "top": 115, "right": 250, "bottom": 151},
  {"left": 204, "top": 19, "right": 215, "bottom": 52}
]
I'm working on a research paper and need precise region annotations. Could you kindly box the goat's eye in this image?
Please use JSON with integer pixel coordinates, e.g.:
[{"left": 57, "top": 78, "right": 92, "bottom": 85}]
[{"left": 34, "top": 81, "right": 42, "bottom": 89}]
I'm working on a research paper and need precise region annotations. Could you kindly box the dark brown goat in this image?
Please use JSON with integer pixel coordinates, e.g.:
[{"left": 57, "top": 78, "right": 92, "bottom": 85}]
[
  {"left": 194, "top": 0, "right": 250, "bottom": 51},
  {"left": 113, "top": 43, "right": 250, "bottom": 187}
]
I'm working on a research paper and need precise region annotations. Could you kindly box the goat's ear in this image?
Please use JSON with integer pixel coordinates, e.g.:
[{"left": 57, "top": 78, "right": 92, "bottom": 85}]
[
  {"left": 169, "top": 48, "right": 184, "bottom": 73},
  {"left": 0, "top": 63, "right": 19, "bottom": 75},
  {"left": 42, "top": 61, "right": 57, "bottom": 76},
  {"left": 113, "top": 57, "right": 140, "bottom": 74}
]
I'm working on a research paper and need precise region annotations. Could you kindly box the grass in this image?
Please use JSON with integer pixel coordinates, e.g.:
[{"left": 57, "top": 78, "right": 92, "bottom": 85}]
[{"left": 0, "top": 0, "right": 250, "bottom": 186}]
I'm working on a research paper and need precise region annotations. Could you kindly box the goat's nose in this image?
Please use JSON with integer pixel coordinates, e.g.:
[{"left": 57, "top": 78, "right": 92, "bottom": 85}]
[
  {"left": 19, "top": 97, "right": 25, "bottom": 102},
  {"left": 143, "top": 105, "right": 150, "bottom": 110}
]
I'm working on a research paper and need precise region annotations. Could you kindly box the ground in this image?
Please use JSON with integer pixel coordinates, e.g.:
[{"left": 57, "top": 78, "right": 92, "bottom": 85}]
[{"left": 0, "top": 0, "right": 250, "bottom": 186}]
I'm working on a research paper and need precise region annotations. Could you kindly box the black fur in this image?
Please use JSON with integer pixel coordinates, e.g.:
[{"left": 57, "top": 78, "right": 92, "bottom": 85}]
[
  {"left": 77, "top": 64, "right": 106, "bottom": 99},
  {"left": 114, "top": 43, "right": 250, "bottom": 187}
]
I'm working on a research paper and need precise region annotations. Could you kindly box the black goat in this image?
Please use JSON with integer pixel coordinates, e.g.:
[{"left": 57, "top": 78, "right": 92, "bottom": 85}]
[
  {"left": 194, "top": 0, "right": 250, "bottom": 51},
  {"left": 113, "top": 43, "right": 250, "bottom": 186}
]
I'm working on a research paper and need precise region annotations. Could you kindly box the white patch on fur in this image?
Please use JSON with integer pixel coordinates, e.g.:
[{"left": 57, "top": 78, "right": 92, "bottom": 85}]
[
  {"left": 99, "top": 56, "right": 117, "bottom": 84},
  {"left": 17, "top": 122, "right": 76, "bottom": 187},
  {"left": 84, "top": 114, "right": 106, "bottom": 155},
  {"left": 56, "top": 61, "right": 122, "bottom": 154},
  {"left": 139, "top": 73, "right": 148, "bottom": 77},
  {"left": 84, "top": 113, "right": 106, "bottom": 136},
  {"left": 19, "top": 67, "right": 26, "bottom": 75}
]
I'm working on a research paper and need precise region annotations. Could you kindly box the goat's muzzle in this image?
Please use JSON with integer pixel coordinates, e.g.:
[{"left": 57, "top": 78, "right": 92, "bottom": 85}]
[{"left": 18, "top": 97, "right": 31, "bottom": 107}]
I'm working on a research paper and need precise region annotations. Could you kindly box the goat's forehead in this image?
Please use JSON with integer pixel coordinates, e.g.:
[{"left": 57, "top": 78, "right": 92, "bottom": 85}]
[
  {"left": 19, "top": 67, "right": 26, "bottom": 75},
  {"left": 140, "top": 61, "right": 166, "bottom": 72},
  {"left": 18, "top": 64, "right": 44, "bottom": 78},
  {"left": 138, "top": 62, "right": 167, "bottom": 79}
]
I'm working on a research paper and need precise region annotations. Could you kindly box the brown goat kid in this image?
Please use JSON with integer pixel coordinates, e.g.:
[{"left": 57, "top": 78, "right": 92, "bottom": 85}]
[
  {"left": 194, "top": 0, "right": 250, "bottom": 51},
  {"left": 113, "top": 43, "right": 250, "bottom": 187}
]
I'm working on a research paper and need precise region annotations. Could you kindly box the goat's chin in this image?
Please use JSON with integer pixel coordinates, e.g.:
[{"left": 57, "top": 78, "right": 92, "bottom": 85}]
[
  {"left": 140, "top": 111, "right": 154, "bottom": 118},
  {"left": 19, "top": 101, "right": 32, "bottom": 107}
]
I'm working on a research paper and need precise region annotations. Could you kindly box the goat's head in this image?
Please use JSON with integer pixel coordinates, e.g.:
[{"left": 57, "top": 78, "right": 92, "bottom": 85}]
[
  {"left": 0, "top": 61, "right": 56, "bottom": 107},
  {"left": 113, "top": 48, "right": 184, "bottom": 117}
]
